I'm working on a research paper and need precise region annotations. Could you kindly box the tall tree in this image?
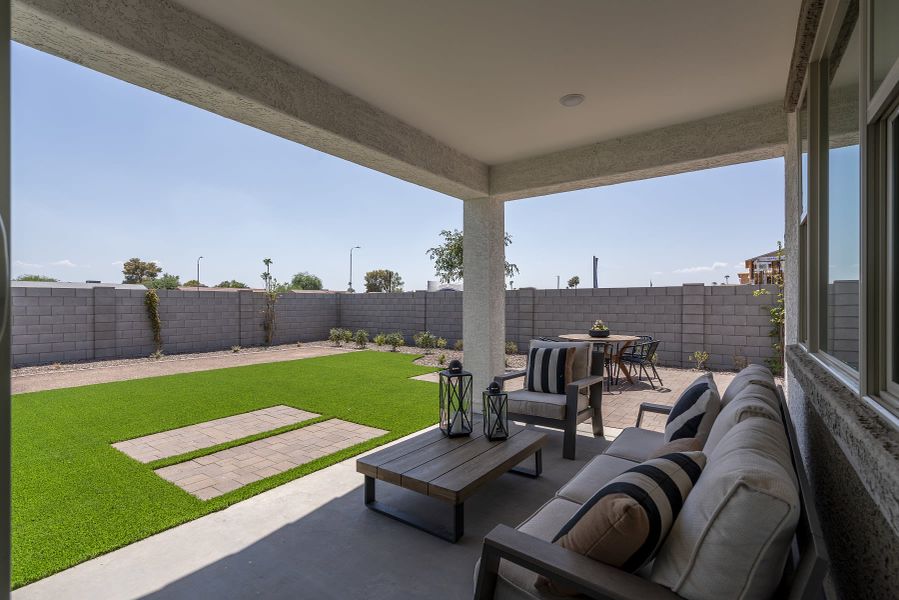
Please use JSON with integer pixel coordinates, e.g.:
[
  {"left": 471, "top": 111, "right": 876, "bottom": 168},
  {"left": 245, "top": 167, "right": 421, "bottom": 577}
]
[
  {"left": 426, "top": 229, "right": 519, "bottom": 284},
  {"left": 144, "top": 273, "right": 181, "bottom": 289},
  {"left": 14, "top": 274, "right": 57, "bottom": 282},
  {"left": 182, "top": 279, "right": 206, "bottom": 288},
  {"left": 290, "top": 272, "right": 323, "bottom": 290},
  {"left": 364, "top": 269, "right": 404, "bottom": 293},
  {"left": 122, "top": 258, "right": 161, "bottom": 284},
  {"left": 567, "top": 275, "right": 580, "bottom": 289},
  {"left": 216, "top": 280, "right": 248, "bottom": 289}
]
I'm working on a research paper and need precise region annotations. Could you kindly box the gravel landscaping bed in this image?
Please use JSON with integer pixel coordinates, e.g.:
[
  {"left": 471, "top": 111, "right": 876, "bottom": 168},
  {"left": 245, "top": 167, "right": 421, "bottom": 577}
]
[
  {"left": 12, "top": 342, "right": 338, "bottom": 378},
  {"left": 13, "top": 341, "right": 528, "bottom": 378}
]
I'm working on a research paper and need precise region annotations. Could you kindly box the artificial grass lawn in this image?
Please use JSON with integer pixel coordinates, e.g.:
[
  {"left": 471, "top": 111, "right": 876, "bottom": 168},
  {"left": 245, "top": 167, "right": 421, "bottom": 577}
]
[{"left": 12, "top": 351, "right": 437, "bottom": 588}]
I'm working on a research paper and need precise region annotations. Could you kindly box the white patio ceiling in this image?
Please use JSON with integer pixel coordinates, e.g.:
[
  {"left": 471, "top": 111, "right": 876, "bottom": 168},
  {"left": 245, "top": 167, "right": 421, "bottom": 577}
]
[{"left": 13, "top": 0, "right": 801, "bottom": 200}]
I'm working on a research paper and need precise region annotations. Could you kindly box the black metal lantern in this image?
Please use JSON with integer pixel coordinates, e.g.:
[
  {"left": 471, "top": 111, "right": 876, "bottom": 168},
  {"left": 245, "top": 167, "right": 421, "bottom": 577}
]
[
  {"left": 482, "top": 381, "right": 509, "bottom": 441},
  {"left": 439, "top": 360, "right": 473, "bottom": 437}
]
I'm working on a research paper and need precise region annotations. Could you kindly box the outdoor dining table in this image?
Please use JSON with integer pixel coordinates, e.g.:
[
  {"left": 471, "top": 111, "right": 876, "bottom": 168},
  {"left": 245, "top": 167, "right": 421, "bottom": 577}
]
[{"left": 558, "top": 333, "right": 642, "bottom": 386}]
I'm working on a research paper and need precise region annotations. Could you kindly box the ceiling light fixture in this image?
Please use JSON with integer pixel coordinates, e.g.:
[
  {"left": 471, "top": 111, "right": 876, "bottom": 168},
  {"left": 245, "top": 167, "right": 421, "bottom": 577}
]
[{"left": 559, "top": 93, "right": 585, "bottom": 107}]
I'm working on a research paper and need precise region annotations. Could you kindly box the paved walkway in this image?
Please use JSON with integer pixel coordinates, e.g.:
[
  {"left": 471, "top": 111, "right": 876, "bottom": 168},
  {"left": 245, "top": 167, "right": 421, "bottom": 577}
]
[
  {"left": 12, "top": 345, "right": 352, "bottom": 394},
  {"left": 112, "top": 406, "right": 320, "bottom": 463},
  {"left": 155, "top": 419, "right": 387, "bottom": 499}
]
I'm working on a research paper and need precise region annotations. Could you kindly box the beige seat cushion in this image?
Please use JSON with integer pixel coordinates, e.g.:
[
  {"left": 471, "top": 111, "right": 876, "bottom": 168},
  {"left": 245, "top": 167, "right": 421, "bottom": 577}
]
[
  {"left": 479, "top": 497, "right": 583, "bottom": 600},
  {"left": 604, "top": 427, "right": 666, "bottom": 463},
  {"left": 507, "top": 389, "right": 588, "bottom": 421},
  {"left": 720, "top": 364, "right": 776, "bottom": 406},
  {"left": 556, "top": 454, "right": 637, "bottom": 504},
  {"left": 650, "top": 418, "right": 800, "bottom": 600},
  {"left": 703, "top": 391, "right": 782, "bottom": 455}
]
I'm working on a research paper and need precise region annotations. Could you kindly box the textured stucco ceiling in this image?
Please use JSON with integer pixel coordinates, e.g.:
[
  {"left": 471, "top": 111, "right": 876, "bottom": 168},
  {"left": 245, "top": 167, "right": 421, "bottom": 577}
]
[{"left": 172, "top": 0, "right": 801, "bottom": 165}]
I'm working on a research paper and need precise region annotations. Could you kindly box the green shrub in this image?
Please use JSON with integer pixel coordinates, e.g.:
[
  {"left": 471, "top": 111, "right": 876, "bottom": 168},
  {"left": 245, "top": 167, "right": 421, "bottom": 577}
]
[
  {"left": 437, "top": 353, "right": 446, "bottom": 366},
  {"left": 505, "top": 341, "right": 518, "bottom": 355},
  {"left": 384, "top": 332, "right": 405, "bottom": 352},
  {"left": 329, "top": 328, "right": 344, "bottom": 346},
  {"left": 453, "top": 339, "right": 463, "bottom": 351},
  {"left": 354, "top": 329, "right": 369, "bottom": 348},
  {"left": 373, "top": 333, "right": 387, "bottom": 347},
  {"left": 149, "top": 349, "right": 164, "bottom": 360},
  {"left": 436, "top": 337, "right": 447, "bottom": 350},
  {"left": 231, "top": 345, "right": 241, "bottom": 353},
  {"left": 340, "top": 328, "right": 354, "bottom": 344},
  {"left": 690, "top": 350, "right": 710, "bottom": 370},
  {"left": 413, "top": 331, "right": 437, "bottom": 353}
]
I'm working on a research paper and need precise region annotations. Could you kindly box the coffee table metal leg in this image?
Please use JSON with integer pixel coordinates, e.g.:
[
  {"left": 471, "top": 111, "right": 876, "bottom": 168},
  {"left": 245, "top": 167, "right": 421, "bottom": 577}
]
[
  {"left": 363, "top": 475, "right": 464, "bottom": 543},
  {"left": 509, "top": 449, "right": 542, "bottom": 478}
]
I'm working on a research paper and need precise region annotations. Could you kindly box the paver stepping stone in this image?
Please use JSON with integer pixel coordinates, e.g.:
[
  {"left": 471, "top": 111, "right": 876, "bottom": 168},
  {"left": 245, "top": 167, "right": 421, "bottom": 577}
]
[
  {"left": 112, "top": 405, "right": 320, "bottom": 462},
  {"left": 155, "top": 419, "right": 387, "bottom": 500}
]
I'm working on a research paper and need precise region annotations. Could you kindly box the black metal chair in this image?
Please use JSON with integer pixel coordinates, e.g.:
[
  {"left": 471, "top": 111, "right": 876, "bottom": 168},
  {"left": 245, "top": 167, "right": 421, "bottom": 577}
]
[{"left": 620, "top": 339, "right": 663, "bottom": 388}]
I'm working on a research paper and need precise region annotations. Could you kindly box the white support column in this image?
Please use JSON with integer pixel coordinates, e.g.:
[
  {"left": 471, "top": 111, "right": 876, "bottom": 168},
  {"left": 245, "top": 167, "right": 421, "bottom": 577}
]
[
  {"left": 463, "top": 197, "right": 506, "bottom": 393},
  {"left": 784, "top": 112, "right": 800, "bottom": 348}
]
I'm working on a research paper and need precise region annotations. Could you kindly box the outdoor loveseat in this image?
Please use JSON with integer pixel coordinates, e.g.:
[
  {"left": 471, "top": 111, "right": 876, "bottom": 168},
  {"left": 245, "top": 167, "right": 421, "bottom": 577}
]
[
  {"left": 474, "top": 365, "right": 828, "bottom": 600},
  {"left": 494, "top": 340, "right": 604, "bottom": 460}
]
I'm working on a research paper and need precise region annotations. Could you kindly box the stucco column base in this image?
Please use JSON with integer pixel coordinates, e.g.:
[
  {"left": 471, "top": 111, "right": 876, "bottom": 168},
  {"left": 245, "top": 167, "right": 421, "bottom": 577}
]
[{"left": 462, "top": 197, "right": 506, "bottom": 393}]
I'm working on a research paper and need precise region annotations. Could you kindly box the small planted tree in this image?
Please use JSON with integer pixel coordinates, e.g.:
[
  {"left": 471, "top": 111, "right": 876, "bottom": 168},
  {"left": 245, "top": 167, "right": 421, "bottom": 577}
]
[
  {"left": 373, "top": 332, "right": 387, "bottom": 347},
  {"left": 354, "top": 329, "right": 369, "bottom": 348},
  {"left": 385, "top": 332, "right": 405, "bottom": 352},
  {"left": 436, "top": 337, "right": 448, "bottom": 350},
  {"left": 413, "top": 331, "right": 437, "bottom": 353},
  {"left": 505, "top": 341, "right": 519, "bottom": 355},
  {"left": 261, "top": 258, "right": 278, "bottom": 345},
  {"left": 690, "top": 350, "right": 710, "bottom": 371}
]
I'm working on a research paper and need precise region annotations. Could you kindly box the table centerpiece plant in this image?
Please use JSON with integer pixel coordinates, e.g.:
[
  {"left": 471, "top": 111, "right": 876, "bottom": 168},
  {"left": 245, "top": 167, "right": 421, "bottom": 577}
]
[{"left": 589, "top": 319, "right": 610, "bottom": 338}]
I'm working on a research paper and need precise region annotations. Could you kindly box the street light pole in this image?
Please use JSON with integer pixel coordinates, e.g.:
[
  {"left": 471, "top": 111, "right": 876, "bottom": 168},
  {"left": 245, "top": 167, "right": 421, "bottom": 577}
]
[
  {"left": 348, "top": 246, "right": 360, "bottom": 292},
  {"left": 196, "top": 256, "right": 203, "bottom": 291},
  {"left": 556, "top": 275, "right": 560, "bottom": 290}
]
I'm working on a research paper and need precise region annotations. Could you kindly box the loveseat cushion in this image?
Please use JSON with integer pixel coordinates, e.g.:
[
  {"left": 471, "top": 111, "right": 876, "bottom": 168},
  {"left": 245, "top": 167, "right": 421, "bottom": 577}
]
[
  {"left": 537, "top": 452, "right": 707, "bottom": 595},
  {"left": 720, "top": 364, "right": 776, "bottom": 406},
  {"left": 605, "top": 427, "right": 666, "bottom": 463},
  {"left": 482, "top": 497, "right": 582, "bottom": 600},
  {"left": 556, "top": 454, "right": 637, "bottom": 504},
  {"left": 664, "top": 385, "right": 720, "bottom": 443},
  {"left": 703, "top": 390, "right": 782, "bottom": 455},
  {"left": 507, "top": 389, "right": 588, "bottom": 420},
  {"left": 650, "top": 418, "right": 799, "bottom": 600}
]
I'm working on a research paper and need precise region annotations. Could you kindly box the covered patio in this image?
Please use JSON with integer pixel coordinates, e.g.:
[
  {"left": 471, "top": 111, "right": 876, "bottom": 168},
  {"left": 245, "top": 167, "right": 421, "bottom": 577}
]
[{"left": 3, "top": 1, "right": 898, "bottom": 599}]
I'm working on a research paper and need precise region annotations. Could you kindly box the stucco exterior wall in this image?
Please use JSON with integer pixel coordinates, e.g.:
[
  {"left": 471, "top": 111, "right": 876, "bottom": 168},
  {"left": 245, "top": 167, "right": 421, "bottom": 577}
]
[{"left": 11, "top": 283, "right": 776, "bottom": 369}]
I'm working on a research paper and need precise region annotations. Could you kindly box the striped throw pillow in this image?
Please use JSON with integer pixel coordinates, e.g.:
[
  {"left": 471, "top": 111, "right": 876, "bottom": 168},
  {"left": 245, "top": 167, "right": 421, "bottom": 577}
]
[
  {"left": 536, "top": 452, "right": 707, "bottom": 596},
  {"left": 526, "top": 347, "right": 574, "bottom": 394},
  {"left": 664, "top": 376, "right": 721, "bottom": 442}
]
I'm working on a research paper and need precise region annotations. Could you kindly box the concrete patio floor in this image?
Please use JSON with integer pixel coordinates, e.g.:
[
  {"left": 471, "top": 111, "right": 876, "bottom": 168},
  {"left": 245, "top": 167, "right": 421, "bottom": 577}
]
[{"left": 13, "top": 426, "right": 610, "bottom": 600}]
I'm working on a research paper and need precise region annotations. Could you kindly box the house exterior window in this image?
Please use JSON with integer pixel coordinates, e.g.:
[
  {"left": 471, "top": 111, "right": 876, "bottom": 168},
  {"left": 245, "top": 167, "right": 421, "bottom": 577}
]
[{"left": 824, "top": 16, "right": 861, "bottom": 370}]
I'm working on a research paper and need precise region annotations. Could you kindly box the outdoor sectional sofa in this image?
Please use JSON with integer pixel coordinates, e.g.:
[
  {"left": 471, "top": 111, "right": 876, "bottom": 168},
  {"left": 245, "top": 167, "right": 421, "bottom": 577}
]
[{"left": 473, "top": 365, "right": 828, "bottom": 600}]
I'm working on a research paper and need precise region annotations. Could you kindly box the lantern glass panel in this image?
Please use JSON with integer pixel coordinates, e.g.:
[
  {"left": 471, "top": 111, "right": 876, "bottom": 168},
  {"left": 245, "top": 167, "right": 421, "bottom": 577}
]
[
  {"left": 438, "top": 369, "right": 473, "bottom": 437},
  {"left": 482, "top": 388, "right": 509, "bottom": 441}
]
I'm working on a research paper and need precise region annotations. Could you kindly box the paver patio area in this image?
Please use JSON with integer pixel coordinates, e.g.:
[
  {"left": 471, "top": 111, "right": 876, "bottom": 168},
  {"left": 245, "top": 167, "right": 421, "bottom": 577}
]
[
  {"left": 156, "top": 419, "right": 387, "bottom": 499},
  {"left": 112, "top": 405, "right": 320, "bottom": 462}
]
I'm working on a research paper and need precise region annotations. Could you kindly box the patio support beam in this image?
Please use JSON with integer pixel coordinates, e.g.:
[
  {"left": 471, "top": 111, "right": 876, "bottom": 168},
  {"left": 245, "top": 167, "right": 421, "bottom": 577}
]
[
  {"left": 490, "top": 102, "right": 788, "bottom": 201},
  {"left": 462, "top": 198, "right": 506, "bottom": 392},
  {"left": 11, "top": 0, "right": 489, "bottom": 201}
]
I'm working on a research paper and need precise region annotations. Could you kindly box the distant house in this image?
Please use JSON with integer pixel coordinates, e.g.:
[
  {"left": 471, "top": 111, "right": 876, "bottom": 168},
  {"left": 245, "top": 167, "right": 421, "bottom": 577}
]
[{"left": 738, "top": 249, "right": 783, "bottom": 285}]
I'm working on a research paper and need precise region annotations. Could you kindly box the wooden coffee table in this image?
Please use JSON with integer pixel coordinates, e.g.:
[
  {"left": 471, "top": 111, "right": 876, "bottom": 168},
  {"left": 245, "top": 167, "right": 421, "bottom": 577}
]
[{"left": 356, "top": 420, "right": 547, "bottom": 542}]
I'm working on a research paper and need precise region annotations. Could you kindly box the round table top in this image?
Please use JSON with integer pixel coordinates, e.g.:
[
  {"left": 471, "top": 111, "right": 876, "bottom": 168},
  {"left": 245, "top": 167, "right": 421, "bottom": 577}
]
[{"left": 558, "top": 333, "right": 641, "bottom": 343}]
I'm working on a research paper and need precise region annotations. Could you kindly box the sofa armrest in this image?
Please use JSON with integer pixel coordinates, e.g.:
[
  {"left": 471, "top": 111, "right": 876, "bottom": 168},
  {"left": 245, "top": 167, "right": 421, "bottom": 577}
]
[
  {"left": 494, "top": 370, "right": 527, "bottom": 388},
  {"left": 636, "top": 402, "right": 671, "bottom": 428},
  {"left": 568, "top": 374, "right": 603, "bottom": 390},
  {"left": 473, "top": 525, "right": 681, "bottom": 600}
]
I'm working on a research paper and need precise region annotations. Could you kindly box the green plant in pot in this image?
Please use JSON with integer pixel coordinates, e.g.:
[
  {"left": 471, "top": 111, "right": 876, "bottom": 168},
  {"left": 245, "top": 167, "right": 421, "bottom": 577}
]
[{"left": 589, "top": 319, "right": 610, "bottom": 338}]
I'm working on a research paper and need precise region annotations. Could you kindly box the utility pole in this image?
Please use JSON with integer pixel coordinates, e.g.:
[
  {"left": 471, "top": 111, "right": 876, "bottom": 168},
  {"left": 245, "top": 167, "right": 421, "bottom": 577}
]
[
  {"left": 556, "top": 275, "right": 560, "bottom": 289},
  {"left": 592, "top": 256, "right": 599, "bottom": 288},
  {"left": 196, "top": 256, "right": 203, "bottom": 292},
  {"left": 348, "top": 246, "right": 360, "bottom": 292}
]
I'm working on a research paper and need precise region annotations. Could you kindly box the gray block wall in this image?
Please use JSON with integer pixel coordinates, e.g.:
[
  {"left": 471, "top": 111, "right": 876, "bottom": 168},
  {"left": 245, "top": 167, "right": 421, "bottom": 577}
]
[{"left": 11, "top": 283, "right": 777, "bottom": 370}]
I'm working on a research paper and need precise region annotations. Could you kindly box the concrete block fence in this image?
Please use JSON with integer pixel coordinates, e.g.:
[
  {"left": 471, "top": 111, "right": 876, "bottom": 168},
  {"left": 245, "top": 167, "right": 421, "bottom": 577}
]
[{"left": 11, "top": 283, "right": 778, "bottom": 370}]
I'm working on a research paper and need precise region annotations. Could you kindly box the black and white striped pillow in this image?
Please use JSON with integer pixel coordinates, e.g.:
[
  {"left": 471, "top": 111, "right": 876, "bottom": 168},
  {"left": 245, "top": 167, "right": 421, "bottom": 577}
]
[
  {"left": 664, "top": 376, "right": 721, "bottom": 442},
  {"left": 536, "top": 452, "right": 707, "bottom": 594},
  {"left": 526, "top": 347, "right": 571, "bottom": 394}
]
